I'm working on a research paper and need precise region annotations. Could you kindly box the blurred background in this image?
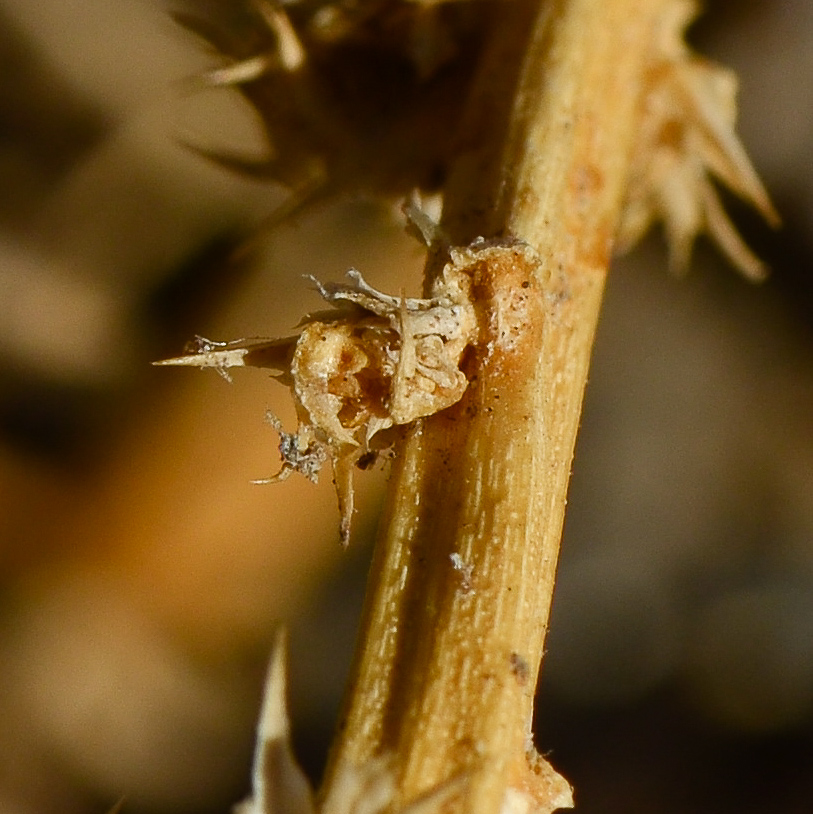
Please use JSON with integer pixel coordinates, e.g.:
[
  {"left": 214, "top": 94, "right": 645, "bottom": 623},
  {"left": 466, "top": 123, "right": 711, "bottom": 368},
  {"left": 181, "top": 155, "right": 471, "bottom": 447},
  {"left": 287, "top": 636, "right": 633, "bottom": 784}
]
[{"left": 0, "top": 0, "right": 811, "bottom": 812}]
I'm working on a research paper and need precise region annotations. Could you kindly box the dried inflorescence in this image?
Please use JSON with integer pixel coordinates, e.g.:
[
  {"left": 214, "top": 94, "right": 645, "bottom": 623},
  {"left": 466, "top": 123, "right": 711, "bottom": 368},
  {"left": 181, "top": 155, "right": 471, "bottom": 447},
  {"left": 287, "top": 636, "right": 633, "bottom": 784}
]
[
  {"left": 617, "top": 0, "right": 779, "bottom": 278},
  {"left": 156, "top": 226, "right": 477, "bottom": 545},
  {"left": 172, "top": 0, "right": 492, "bottom": 219}
]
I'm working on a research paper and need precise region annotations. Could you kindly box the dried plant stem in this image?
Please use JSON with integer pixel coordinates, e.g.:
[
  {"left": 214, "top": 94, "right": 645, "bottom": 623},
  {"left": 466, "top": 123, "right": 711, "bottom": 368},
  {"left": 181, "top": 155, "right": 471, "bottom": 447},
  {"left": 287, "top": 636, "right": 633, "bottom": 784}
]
[{"left": 322, "top": 1, "right": 669, "bottom": 812}]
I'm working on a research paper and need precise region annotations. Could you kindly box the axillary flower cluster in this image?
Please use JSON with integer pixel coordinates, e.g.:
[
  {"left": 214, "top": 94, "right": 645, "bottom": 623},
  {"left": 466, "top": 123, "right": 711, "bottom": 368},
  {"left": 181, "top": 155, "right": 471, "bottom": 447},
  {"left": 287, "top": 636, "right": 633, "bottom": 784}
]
[
  {"left": 617, "top": 0, "right": 779, "bottom": 278},
  {"left": 157, "top": 211, "right": 480, "bottom": 545}
]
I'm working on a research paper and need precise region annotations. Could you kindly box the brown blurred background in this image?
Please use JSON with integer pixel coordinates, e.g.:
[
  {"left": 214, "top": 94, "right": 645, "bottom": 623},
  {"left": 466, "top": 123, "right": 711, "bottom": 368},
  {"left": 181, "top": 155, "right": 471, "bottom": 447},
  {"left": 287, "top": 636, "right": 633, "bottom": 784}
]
[{"left": 0, "top": 1, "right": 811, "bottom": 813}]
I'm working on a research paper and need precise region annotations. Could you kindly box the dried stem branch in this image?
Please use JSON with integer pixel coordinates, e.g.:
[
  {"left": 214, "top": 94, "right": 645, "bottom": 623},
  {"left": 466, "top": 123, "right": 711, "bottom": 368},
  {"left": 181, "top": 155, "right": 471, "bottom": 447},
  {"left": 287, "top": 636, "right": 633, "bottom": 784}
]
[
  {"left": 157, "top": 2, "right": 774, "bottom": 812},
  {"left": 321, "top": 1, "right": 671, "bottom": 812}
]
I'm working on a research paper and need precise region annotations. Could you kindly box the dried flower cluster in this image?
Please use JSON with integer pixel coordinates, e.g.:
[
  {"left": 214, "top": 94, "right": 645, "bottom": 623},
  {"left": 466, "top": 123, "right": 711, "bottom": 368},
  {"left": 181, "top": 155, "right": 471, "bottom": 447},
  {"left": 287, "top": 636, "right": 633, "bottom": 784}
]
[
  {"left": 156, "top": 210, "right": 477, "bottom": 545},
  {"left": 172, "top": 0, "right": 492, "bottom": 219},
  {"left": 617, "top": 0, "right": 779, "bottom": 278}
]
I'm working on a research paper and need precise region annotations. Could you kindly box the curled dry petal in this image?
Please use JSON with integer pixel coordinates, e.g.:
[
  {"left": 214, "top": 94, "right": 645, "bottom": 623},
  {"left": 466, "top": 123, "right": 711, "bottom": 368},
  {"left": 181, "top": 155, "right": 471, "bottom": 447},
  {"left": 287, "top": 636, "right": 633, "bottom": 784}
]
[{"left": 617, "top": 0, "right": 779, "bottom": 279}]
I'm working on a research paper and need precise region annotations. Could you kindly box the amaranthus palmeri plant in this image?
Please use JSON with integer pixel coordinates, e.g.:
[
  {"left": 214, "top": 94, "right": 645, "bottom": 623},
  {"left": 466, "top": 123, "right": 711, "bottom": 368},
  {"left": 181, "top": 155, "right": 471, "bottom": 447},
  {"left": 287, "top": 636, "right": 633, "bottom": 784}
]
[{"left": 159, "top": 1, "right": 777, "bottom": 812}]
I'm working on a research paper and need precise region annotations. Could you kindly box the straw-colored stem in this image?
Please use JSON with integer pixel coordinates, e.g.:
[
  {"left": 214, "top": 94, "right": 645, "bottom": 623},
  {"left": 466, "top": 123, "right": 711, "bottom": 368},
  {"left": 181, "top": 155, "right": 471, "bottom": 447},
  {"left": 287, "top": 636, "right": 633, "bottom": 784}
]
[{"left": 322, "top": 1, "right": 669, "bottom": 812}]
